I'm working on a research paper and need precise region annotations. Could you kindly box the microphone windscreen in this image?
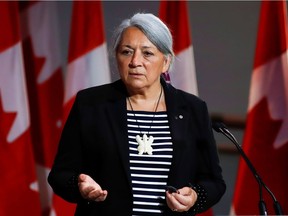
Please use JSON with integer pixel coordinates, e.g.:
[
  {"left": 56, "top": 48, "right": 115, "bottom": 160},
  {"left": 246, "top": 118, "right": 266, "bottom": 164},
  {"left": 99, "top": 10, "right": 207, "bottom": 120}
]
[{"left": 212, "top": 122, "right": 223, "bottom": 132}]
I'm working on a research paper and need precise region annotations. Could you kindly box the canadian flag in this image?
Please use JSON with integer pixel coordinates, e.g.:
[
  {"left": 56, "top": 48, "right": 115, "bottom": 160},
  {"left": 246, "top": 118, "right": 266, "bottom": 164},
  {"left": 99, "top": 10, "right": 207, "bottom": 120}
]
[
  {"left": 231, "top": 0, "right": 288, "bottom": 215},
  {"left": 159, "top": 0, "right": 198, "bottom": 95},
  {"left": 19, "top": 1, "right": 75, "bottom": 215},
  {"left": 0, "top": 1, "right": 41, "bottom": 215},
  {"left": 159, "top": 2, "right": 214, "bottom": 215},
  {"left": 63, "top": 1, "right": 111, "bottom": 122}
]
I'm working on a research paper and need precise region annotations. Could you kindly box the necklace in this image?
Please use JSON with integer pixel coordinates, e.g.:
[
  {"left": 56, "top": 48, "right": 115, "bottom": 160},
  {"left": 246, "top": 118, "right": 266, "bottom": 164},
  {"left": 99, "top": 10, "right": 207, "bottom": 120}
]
[{"left": 127, "top": 87, "right": 163, "bottom": 155}]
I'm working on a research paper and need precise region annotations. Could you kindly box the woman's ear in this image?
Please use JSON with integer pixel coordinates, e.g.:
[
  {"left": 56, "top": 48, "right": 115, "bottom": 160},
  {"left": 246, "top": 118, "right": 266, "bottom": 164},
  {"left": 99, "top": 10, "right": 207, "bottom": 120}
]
[{"left": 162, "top": 55, "right": 171, "bottom": 72}]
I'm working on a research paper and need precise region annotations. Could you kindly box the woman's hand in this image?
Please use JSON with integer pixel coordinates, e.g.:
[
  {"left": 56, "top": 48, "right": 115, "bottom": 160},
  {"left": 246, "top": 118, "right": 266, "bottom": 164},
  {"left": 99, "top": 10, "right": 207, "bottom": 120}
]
[
  {"left": 166, "top": 186, "right": 197, "bottom": 212},
  {"left": 78, "top": 174, "right": 108, "bottom": 202}
]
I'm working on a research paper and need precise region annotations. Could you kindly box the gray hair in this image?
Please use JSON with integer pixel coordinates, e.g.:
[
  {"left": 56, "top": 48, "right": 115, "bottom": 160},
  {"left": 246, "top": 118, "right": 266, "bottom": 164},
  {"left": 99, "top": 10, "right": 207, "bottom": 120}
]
[{"left": 112, "top": 13, "right": 175, "bottom": 67}]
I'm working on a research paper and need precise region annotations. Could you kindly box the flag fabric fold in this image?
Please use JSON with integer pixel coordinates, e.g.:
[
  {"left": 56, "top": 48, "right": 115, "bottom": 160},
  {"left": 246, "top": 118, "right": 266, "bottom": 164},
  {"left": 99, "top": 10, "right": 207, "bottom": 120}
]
[
  {"left": 159, "top": 0, "right": 198, "bottom": 96},
  {"left": 159, "top": 2, "right": 213, "bottom": 215},
  {"left": 19, "top": 1, "right": 74, "bottom": 215},
  {"left": 63, "top": 1, "right": 111, "bottom": 122},
  {"left": 231, "top": 1, "right": 288, "bottom": 214},
  {"left": 0, "top": 1, "right": 41, "bottom": 215}
]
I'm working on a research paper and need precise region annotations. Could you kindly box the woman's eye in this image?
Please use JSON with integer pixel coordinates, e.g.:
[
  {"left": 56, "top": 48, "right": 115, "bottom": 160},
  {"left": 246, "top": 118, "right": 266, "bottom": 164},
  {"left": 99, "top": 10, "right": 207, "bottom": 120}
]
[
  {"left": 121, "top": 50, "right": 132, "bottom": 55},
  {"left": 143, "top": 51, "right": 153, "bottom": 57}
]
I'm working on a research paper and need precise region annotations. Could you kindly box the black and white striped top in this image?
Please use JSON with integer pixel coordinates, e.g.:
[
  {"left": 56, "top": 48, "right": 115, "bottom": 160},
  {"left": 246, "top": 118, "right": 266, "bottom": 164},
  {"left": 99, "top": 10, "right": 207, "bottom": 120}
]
[{"left": 127, "top": 111, "right": 173, "bottom": 216}]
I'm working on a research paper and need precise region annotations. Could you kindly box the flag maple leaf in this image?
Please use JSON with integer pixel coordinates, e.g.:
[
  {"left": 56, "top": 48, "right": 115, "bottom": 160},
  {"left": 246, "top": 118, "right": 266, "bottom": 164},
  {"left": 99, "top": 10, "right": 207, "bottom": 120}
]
[
  {"left": 0, "top": 95, "right": 17, "bottom": 145},
  {"left": 234, "top": 97, "right": 288, "bottom": 214}
]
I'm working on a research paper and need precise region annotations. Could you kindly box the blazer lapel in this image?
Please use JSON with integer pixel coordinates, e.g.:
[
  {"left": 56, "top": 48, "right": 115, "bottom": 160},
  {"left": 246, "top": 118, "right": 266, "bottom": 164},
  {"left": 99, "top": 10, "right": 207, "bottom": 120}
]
[
  {"left": 164, "top": 81, "right": 190, "bottom": 150},
  {"left": 106, "top": 84, "right": 132, "bottom": 189},
  {"left": 163, "top": 81, "right": 191, "bottom": 184}
]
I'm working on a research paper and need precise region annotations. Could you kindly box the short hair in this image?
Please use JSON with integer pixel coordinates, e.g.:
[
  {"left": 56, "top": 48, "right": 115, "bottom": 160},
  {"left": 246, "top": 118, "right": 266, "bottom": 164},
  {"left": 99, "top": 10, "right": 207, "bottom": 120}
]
[{"left": 112, "top": 13, "right": 175, "bottom": 67}]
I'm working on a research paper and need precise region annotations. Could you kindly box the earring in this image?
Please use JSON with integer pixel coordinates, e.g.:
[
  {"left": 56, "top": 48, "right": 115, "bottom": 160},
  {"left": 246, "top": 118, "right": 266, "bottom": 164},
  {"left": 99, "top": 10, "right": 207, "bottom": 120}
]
[{"left": 162, "top": 71, "right": 171, "bottom": 83}]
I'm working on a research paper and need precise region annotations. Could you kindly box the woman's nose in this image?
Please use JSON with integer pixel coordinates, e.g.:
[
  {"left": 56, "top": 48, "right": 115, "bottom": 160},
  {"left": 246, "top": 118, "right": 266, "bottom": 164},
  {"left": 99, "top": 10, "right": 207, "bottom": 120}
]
[{"left": 129, "top": 52, "right": 141, "bottom": 67}]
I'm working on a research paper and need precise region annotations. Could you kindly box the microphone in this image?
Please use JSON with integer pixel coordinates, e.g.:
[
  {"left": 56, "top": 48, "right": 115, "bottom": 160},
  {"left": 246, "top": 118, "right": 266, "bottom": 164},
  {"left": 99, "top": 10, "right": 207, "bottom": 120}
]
[{"left": 212, "top": 122, "right": 283, "bottom": 215}]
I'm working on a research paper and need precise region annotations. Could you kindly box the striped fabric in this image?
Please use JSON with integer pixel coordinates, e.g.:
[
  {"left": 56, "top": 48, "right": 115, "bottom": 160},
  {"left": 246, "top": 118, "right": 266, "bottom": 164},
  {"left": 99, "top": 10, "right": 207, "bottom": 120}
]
[{"left": 127, "top": 111, "right": 173, "bottom": 215}]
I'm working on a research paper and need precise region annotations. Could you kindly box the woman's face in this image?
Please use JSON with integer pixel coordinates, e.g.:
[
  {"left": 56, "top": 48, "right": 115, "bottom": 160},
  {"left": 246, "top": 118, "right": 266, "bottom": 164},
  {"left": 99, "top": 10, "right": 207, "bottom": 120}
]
[{"left": 116, "top": 27, "right": 170, "bottom": 92}]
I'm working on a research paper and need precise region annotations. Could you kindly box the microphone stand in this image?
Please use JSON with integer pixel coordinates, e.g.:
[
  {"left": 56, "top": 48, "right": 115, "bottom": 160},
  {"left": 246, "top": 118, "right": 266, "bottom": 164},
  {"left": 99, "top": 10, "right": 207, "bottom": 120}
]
[{"left": 212, "top": 122, "right": 283, "bottom": 215}]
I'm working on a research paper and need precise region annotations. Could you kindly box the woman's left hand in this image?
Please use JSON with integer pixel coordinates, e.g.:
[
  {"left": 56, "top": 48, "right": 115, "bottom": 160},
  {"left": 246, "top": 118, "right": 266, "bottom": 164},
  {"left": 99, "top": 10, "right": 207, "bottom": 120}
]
[{"left": 166, "top": 186, "right": 198, "bottom": 212}]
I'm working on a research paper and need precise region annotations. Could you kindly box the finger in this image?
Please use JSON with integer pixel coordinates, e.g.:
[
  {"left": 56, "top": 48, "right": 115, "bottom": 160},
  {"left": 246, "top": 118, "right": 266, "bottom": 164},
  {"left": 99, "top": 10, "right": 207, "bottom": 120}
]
[
  {"left": 88, "top": 189, "right": 102, "bottom": 198},
  {"left": 173, "top": 191, "right": 197, "bottom": 211},
  {"left": 166, "top": 192, "right": 184, "bottom": 210},
  {"left": 174, "top": 193, "right": 192, "bottom": 206},
  {"left": 179, "top": 187, "right": 197, "bottom": 204},
  {"left": 166, "top": 191, "right": 191, "bottom": 212},
  {"left": 95, "top": 190, "right": 108, "bottom": 202},
  {"left": 78, "top": 174, "right": 87, "bottom": 183},
  {"left": 79, "top": 185, "right": 95, "bottom": 198},
  {"left": 89, "top": 189, "right": 108, "bottom": 201}
]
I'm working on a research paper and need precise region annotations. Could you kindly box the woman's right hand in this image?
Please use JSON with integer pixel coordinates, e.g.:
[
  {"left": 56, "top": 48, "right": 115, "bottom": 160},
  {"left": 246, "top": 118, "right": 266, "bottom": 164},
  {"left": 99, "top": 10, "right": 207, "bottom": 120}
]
[{"left": 78, "top": 174, "right": 108, "bottom": 202}]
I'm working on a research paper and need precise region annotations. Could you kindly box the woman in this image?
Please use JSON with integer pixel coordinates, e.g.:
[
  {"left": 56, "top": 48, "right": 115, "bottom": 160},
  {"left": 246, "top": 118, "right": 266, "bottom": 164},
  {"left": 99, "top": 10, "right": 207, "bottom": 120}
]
[{"left": 48, "top": 13, "right": 226, "bottom": 215}]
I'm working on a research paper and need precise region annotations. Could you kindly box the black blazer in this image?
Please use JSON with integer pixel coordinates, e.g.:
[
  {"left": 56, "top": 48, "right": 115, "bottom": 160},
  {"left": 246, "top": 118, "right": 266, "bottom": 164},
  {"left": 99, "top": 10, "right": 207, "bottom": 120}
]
[{"left": 48, "top": 79, "right": 226, "bottom": 215}]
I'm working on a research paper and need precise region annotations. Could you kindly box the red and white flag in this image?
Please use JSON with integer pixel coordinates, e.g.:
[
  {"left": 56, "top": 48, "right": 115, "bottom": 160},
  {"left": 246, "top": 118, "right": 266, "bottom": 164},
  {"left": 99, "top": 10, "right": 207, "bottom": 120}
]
[
  {"left": 19, "top": 1, "right": 75, "bottom": 215},
  {"left": 231, "top": 0, "right": 288, "bottom": 214},
  {"left": 159, "top": 0, "right": 198, "bottom": 95},
  {"left": 64, "top": 1, "right": 110, "bottom": 121},
  {"left": 0, "top": 1, "right": 41, "bottom": 215},
  {"left": 160, "top": 2, "right": 214, "bottom": 215}
]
